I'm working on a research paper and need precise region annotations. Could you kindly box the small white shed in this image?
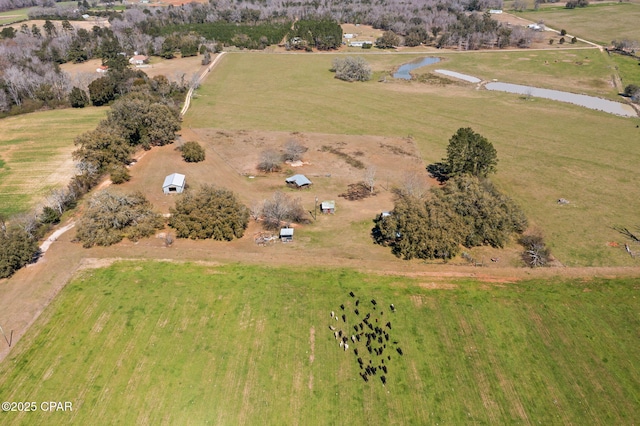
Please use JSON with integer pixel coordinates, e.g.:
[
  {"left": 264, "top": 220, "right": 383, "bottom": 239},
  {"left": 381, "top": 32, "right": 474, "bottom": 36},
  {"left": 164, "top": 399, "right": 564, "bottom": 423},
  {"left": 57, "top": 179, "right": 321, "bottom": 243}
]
[
  {"left": 163, "top": 173, "right": 186, "bottom": 194},
  {"left": 280, "top": 227, "right": 294, "bottom": 242}
]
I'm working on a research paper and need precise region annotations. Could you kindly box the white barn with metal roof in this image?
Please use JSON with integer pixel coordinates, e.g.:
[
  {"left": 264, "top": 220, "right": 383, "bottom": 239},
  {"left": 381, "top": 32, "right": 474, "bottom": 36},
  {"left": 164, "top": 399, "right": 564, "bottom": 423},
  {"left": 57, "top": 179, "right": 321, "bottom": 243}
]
[{"left": 163, "top": 173, "right": 186, "bottom": 194}]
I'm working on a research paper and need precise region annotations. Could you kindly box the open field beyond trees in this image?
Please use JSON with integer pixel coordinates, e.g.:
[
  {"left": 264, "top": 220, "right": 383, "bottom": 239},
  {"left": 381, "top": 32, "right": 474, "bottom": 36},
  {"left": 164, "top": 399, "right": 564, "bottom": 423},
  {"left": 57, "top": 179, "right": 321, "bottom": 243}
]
[
  {"left": 515, "top": 2, "right": 640, "bottom": 46},
  {"left": 0, "top": 261, "right": 639, "bottom": 424},
  {"left": 0, "top": 108, "right": 105, "bottom": 217},
  {"left": 0, "top": 8, "right": 28, "bottom": 26},
  {"left": 183, "top": 52, "right": 640, "bottom": 266}
]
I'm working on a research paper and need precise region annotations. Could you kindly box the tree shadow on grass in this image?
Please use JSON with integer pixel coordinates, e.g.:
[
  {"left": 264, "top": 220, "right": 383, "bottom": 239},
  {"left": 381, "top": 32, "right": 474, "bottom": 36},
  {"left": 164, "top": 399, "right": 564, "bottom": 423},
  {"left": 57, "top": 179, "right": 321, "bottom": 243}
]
[{"left": 426, "top": 162, "right": 450, "bottom": 183}]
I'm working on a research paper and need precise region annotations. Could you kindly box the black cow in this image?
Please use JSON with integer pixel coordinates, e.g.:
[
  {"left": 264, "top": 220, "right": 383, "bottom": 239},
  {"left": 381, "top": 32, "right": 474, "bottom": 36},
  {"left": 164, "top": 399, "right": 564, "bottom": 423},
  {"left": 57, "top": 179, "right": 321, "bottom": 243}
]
[
  {"left": 349, "top": 291, "right": 355, "bottom": 297},
  {"left": 355, "top": 300, "right": 359, "bottom": 306},
  {"left": 381, "top": 376, "right": 386, "bottom": 385},
  {"left": 354, "top": 309, "right": 359, "bottom": 316},
  {"left": 396, "top": 348, "right": 403, "bottom": 356},
  {"left": 342, "top": 314, "right": 346, "bottom": 322},
  {"left": 371, "top": 299, "right": 377, "bottom": 305}
]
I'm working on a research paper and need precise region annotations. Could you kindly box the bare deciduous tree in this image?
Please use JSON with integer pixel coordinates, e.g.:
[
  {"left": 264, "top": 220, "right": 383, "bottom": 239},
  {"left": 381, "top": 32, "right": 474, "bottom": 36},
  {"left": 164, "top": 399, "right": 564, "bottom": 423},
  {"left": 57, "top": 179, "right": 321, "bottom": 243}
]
[
  {"left": 258, "top": 149, "right": 282, "bottom": 172},
  {"left": 283, "top": 139, "right": 307, "bottom": 162},
  {"left": 364, "top": 165, "right": 377, "bottom": 194},
  {"left": 261, "top": 191, "right": 308, "bottom": 230},
  {"left": 400, "top": 170, "right": 430, "bottom": 199}
]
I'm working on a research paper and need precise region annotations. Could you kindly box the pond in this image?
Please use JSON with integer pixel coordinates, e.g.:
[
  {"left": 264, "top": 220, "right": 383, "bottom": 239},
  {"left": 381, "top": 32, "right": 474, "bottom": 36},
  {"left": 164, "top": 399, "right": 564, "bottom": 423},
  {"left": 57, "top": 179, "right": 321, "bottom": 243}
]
[
  {"left": 393, "top": 57, "right": 441, "bottom": 80},
  {"left": 485, "top": 82, "right": 637, "bottom": 117},
  {"left": 432, "top": 69, "right": 636, "bottom": 118}
]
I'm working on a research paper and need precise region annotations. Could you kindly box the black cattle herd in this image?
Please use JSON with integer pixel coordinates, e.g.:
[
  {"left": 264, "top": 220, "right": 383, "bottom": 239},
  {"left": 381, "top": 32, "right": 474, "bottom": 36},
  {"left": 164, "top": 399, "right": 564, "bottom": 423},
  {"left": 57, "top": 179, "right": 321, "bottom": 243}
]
[{"left": 329, "top": 291, "right": 402, "bottom": 386}]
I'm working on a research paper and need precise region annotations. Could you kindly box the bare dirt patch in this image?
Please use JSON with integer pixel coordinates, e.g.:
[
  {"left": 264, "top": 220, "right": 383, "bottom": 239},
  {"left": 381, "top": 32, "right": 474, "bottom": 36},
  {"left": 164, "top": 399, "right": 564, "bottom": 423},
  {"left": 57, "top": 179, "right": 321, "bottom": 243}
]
[{"left": 418, "top": 282, "right": 459, "bottom": 290}]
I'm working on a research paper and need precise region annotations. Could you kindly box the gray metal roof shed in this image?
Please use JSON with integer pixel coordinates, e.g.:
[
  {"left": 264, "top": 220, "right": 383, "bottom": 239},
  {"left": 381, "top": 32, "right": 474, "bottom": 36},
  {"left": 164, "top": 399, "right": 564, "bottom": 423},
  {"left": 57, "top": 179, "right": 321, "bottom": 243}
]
[{"left": 285, "top": 174, "right": 312, "bottom": 188}]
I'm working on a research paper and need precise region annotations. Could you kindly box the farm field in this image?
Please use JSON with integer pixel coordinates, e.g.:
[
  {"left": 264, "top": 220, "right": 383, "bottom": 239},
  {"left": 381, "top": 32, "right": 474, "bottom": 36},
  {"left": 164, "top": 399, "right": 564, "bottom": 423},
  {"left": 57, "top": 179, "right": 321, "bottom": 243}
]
[
  {"left": 515, "top": 2, "right": 640, "bottom": 46},
  {"left": 183, "top": 52, "right": 640, "bottom": 266},
  {"left": 0, "top": 108, "right": 105, "bottom": 217},
  {"left": 0, "top": 261, "right": 639, "bottom": 424},
  {"left": 0, "top": 8, "right": 29, "bottom": 26}
]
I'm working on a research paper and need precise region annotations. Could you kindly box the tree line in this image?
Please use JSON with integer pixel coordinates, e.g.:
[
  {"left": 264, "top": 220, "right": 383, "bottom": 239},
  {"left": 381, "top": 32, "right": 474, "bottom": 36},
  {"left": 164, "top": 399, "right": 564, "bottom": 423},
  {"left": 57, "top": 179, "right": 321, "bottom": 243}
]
[{"left": 0, "top": 65, "right": 183, "bottom": 278}]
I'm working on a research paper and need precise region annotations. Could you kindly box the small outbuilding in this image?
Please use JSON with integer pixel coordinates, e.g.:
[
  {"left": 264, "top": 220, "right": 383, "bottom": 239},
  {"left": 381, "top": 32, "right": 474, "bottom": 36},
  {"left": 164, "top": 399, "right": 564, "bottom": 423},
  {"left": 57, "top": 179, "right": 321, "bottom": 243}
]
[
  {"left": 285, "top": 174, "right": 312, "bottom": 188},
  {"left": 163, "top": 173, "right": 186, "bottom": 194},
  {"left": 321, "top": 200, "right": 335, "bottom": 214},
  {"left": 280, "top": 227, "right": 294, "bottom": 242}
]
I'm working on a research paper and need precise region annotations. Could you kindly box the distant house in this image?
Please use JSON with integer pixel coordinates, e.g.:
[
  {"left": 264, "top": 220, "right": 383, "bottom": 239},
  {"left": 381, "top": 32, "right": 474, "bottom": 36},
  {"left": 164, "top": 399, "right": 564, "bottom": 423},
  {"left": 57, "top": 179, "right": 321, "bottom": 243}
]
[
  {"left": 96, "top": 65, "right": 108, "bottom": 73},
  {"left": 489, "top": 9, "right": 503, "bottom": 13},
  {"left": 527, "top": 23, "right": 543, "bottom": 31},
  {"left": 320, "top": 200, "right": 335, "bottom": 214},
  {"left": 280, "top": 227, "right": 294, "bottom": 242},
  {"left": 129, "top": 55, "right": 149, "bottom": 66},
  {"left": 285, "top": 174, "right": 312, "bottom": 188},
  {"left": 344, "top": 33, "right": 355, "bottom": 39},
  {"left": 163, "top": 173, "right": 186, "bottom": 194},
  {"left": 349, "top": 41, "right": 373, "bottom": 47}
]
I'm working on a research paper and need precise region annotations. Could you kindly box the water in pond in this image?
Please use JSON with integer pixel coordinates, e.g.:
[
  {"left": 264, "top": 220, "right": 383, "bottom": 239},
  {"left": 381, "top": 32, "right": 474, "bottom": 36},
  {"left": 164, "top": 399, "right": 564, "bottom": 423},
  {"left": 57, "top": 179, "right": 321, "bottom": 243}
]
[
  {"left": 393, "top": 57, "right": 441, "bottom": 80},
  {"left": 485, "top": 82, "right": 636, "bottom": 117}
]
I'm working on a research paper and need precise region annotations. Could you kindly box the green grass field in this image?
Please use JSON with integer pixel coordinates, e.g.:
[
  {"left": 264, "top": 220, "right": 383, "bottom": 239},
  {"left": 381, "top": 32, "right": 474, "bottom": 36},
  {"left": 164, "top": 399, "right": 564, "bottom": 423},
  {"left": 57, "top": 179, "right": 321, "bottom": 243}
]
[
  {"left": 515, "top": 2, "right": 640, "bottom": 46},
  {"left": 0, "top": 8, "right": 29, "bottom": 26},
  {"left": 184, "top": 52, "right": 640, "bottom": 266},
  {"left": 611, "top": 53, "right": 640, "bottom": 89},
  {"left": 0, "top": 261, "right": 638, "bottom": 424},
  {"left": 0, "top": 108, "right": 105, "bottom": 217}
]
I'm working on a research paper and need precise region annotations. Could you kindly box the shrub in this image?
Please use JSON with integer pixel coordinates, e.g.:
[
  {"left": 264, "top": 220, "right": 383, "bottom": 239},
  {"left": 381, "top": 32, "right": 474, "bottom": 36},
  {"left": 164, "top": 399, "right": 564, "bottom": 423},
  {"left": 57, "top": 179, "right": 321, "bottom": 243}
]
[
  {"left": 109, "top": 164, "right": 131, "bottom": 184},
  {"left": 181, "top": 141, "right": 206, "bottom": 162},
  {"left": 332, "top": 56, "right": 372, "bottom": 82},
  {"left": 0, "top": 226, "right": 39, "bottom": 279},
  {"left": 624, "top": 84, "right": 640, "bottom": 103},
  {"left": 69, "top": 86, "right": 89, "bottom": 108},
  {"left": 169, "top": 185, "right": 249, "bottom": 240},
  {"left": 40, "top": 206, "right": 61, "bottom": 224}
]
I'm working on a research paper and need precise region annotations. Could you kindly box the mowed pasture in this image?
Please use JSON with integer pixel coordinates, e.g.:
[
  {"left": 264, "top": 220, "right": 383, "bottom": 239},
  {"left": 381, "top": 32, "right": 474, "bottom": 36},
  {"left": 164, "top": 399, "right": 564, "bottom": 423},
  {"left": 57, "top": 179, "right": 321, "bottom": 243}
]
[
  {"left": 0, "top": 8, "right": 29, "bottom": 26},
  {"left": 0, "top": 108, "right": 105, "bottom": 217},
  {"left": 183, "top": 52, "right": 640, "bottom": 266},
  {"left": 0, "top": 261, "right": 639, "bottom": 424},
  {"left": 515, "top": 2, "right": 640, "bottom": 46}
]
